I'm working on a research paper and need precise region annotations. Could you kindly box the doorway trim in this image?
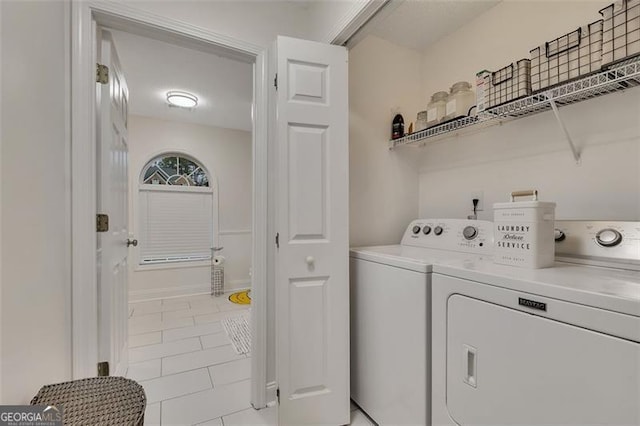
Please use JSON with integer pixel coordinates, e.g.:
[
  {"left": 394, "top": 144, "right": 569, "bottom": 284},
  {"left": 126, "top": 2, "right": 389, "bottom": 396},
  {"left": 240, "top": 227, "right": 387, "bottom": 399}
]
[{"left": 70, "top": 1, "right": 269, "bottom": 408}]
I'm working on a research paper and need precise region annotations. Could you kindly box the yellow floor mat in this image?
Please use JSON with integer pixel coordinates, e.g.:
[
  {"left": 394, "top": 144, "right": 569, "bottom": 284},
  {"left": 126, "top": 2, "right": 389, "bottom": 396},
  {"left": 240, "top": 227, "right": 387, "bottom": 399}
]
[{"left": 228, "top": 290, "right": 251, "bottom": 305}]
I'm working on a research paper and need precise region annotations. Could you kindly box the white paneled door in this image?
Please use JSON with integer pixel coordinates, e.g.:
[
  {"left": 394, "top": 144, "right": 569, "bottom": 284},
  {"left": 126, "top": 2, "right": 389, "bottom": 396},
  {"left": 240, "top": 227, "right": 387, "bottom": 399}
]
[
  {"left": 97, "top": 30, "right": 130, "bottom": 377},
  {"left": 273, "top": 36, "right": 350, "bottom": 425}
]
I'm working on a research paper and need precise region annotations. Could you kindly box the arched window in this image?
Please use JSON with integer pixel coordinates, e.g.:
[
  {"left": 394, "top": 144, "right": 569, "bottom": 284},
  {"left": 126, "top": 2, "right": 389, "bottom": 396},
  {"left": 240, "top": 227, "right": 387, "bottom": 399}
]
[
  {"left": 138, "top": 153, "right": 215, "bottom": 264},
  {"left": 141, "top": 154, "right": 209, "bottom": 187}
]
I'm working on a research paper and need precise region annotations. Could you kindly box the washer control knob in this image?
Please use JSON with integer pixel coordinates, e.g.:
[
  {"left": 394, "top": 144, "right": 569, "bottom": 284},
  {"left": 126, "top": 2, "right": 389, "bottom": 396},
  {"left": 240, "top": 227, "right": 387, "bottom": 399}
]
[
  {"left": 412, "top": 225, "right": 421, "bottom": 235},
  {"left": 463, "top": 226, "right": 478, "bottom": 240},
  {"left": 595, "top": 228, "right": 622, "bottom": 247},
  {"left": 554, "top": 229, "right": 566, "bottom": 242},
  {"left": 423, "top": 226, "right": 432, "bottom": 235},
  {"left": 434, "top": 226, "right": 444, "bottom": 236}
]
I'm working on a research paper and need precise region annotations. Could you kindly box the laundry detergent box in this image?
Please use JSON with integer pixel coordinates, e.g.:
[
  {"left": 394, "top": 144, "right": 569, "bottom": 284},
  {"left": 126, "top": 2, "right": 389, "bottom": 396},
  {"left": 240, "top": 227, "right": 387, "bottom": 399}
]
[{"left": 493, "top": 190, "right": 556, "bottom": 269}]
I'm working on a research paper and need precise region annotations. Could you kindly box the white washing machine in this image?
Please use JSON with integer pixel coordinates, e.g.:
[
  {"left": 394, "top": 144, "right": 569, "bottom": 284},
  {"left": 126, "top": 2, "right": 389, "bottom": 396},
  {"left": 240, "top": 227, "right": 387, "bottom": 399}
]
[
  {"left": 431, "top": 220, "right": 640, "bottom": 426},
  {"left": 350, "top": 219, "right": 494, "bottom": 426}
]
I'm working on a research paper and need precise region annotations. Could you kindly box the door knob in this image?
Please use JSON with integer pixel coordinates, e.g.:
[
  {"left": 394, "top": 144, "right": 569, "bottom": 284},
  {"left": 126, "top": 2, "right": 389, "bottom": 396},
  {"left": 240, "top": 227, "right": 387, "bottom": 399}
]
[
  {"left": 126, "top": 239, "right": 138, "bottom": 247},
  {"left": 306, "top": 256, "right": 315, "bottom": 265}
]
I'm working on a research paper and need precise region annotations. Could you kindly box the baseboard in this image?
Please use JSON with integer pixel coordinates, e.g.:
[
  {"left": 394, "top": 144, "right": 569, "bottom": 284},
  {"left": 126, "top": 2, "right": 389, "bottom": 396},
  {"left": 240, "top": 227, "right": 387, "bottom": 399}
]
[
  {"left": 129, "top": 280, "right": 252, "bottom": 302},
  {"left": 229, "top": 279, "right": 251, "bottom": 289},
  {"left": 129, "top": 284, "right": 209, "bottom": 302},
  {"left": 266, "top": 381, "right": 277, "bottom": 406}
]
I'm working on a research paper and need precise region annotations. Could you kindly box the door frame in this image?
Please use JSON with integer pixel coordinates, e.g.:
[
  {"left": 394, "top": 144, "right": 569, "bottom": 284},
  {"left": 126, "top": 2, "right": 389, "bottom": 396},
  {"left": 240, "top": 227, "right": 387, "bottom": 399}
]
[{"left": 70, "top": 1, "right": 270, "bottom": 408}]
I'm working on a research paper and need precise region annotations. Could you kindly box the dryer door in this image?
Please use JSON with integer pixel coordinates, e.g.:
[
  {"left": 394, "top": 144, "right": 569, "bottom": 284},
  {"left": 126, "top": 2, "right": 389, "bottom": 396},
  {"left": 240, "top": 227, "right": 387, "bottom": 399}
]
[{"left": 447, "top": 294, "right": 640, "bottom": 425}]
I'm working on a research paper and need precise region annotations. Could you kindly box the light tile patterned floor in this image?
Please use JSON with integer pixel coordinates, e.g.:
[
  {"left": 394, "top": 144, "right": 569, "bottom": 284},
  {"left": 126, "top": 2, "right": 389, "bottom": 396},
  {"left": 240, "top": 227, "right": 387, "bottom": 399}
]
[{"left": 128, "top": 293, "right": 373, "bottom": 426}]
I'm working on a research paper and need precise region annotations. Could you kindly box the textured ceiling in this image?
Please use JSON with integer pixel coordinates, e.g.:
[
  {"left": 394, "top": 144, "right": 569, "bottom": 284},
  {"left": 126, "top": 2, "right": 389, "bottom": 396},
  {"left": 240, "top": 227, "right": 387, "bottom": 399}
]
[
  {"left": 369, "top": 0, "right": 501, "bottom": 51},
  {"left": 110, "top": 29, "right": 253, "bottom": 132},
  {"left": 108, "top": 1, "right": 501, "bottom": 132}
]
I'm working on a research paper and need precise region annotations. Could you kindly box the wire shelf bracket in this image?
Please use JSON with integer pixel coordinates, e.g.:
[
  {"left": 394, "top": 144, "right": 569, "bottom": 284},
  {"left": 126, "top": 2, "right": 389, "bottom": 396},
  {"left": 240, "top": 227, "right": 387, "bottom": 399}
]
[{"left": 548, "top": 96, "right": 581, "bottom": 164}]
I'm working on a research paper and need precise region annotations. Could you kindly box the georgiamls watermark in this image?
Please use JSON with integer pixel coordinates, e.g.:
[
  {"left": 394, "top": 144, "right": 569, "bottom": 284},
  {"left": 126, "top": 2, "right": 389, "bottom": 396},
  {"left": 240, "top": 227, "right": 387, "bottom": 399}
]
[{"left": 0, "top": 405, "right": 63, "bottom": 426}]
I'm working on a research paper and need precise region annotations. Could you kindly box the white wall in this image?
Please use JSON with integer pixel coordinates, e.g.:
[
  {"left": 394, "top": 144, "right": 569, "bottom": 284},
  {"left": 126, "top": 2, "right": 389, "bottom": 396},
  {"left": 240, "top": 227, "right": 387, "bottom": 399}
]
[
  {"left": 418, "top": 92, "right": 640, "bottom": 220},
  {"left": 349, "top": 35, "right": 423, "bottom": 247},
  {"left": 0, "top": 0, "right": 4, "bottom": 403},
  {"left": 0, "top": 0, "right": 364, "bottom": 405},
  {"left": 421, "top": 1, "right": 609, "bottom": 100},
  {"left": 349, "top": 0, "right": 640, "bottom": 250},
  {"left": 125, "top": 0, "right": 373, "bottom": 47},
  {"left": 128, "top": 115, "right": 252, "bottom": 300},
  {"left": 116, "top": 0, "right": 311, "bottom": 49},
  {"left": 1, "top": 1, "right": 72, "bottom": 404},
  {"left": 417, "top": 0, "right": 640, "bottom": 221}
]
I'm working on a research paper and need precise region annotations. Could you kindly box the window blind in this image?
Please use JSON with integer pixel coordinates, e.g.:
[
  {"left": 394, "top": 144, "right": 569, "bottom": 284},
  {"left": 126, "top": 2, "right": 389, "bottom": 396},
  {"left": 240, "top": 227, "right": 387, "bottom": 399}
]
[{"left": 139, "top": 188, "right": 213, "bottom": 263}]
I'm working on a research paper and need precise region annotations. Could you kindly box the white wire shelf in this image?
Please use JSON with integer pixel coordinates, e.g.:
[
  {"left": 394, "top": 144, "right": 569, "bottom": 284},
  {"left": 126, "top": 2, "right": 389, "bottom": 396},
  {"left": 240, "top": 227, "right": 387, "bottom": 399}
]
[
  {"left": 389, "top": 55, "right": 640, "bottom": 152},
  {"left": 390, "top": 115, "right": 487, "bottom": 148}
]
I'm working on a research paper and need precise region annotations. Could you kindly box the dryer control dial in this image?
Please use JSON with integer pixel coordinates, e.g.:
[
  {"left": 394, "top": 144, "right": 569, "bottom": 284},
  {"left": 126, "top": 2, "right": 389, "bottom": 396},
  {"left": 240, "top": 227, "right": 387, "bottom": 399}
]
[
  {"left": 595, "top": 228, "right": 622, "bottom": 247},
  {"left": 412, "top": 225, "right": 421, "bottom": 235},
  {"left": 434, "top": 226, "right": 444, "bottom": 236},
  {"left": 423, "top": 226, "right": 432, "bottom": 235},
  {"left": 462, "top": 226, "right": 478, "bottom": 240}
]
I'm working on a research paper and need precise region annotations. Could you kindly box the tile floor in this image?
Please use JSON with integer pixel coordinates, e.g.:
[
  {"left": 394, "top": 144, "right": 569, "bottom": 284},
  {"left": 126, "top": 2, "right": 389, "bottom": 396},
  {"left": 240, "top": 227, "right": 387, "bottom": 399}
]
[{"left": 127, "top": 293, "right": 373, "bottom": 426}]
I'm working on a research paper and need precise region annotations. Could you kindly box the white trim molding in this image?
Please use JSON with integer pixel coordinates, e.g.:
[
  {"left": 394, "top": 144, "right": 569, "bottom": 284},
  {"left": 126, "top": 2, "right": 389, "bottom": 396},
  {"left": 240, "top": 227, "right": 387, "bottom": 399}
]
[
  {"left": 343, "top": 0, "right": 405, "bottom": 49},
  {"left": 71, "top": 0, "right": 98, "bottom": 380},
  {"left": 130, "top": 286, "right": 254, "bottom": 303},
  {"left": 323, "top": 0, "right": 390, "bottom": 46},
  {"left": 63, "top": 0, "right": 73, "bottom": 385},
  {"left": 70, "top": 1, "right": 269, "bottom": 409},
  {"left": 139, "top": 185, "right": 213, "bottom": 194},
  {"left": 219, "top": 229, "right": 252, "bottom": 236},
  {"left": 229, "top": 279, "right": 252, "bottom": 289},
  {"left": 250, "top": 49, "right": 269, "bottom": 410},
  {"left": 129, "top": 280, "right": 252, "bottom": 304},
  {"left": 0, "top": 0, "right": 4, "bottom": 402},
  {"left": 129, "top": 284, "right": 210, "bottom": 302},
  {"left": 133, "top": 259, "right": 210, "bottom": 272}
]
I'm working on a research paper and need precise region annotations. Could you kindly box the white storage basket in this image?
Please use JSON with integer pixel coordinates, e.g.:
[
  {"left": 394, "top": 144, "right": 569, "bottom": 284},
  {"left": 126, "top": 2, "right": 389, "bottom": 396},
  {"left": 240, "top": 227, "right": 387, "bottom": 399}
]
[
  {"left": 479, "top": 59, "right": 532, "bottom": 110},
  {"left": 600, "top": 0, "right": 640, "bottom": 68},
  {"left": 494, "top": 190, "right": 556, "bottom": 269},
  {"left": 211, "top": 254, "right": 225, "bottom": 296},
  {"left": 530, "top": 20, "right": 604, "bottom": 92},
  {"left": 475, "top": 70, "right": 488, "bottom": 112},
  {"left": 211, "top": 266, "right": 224, "bottom": 296}
]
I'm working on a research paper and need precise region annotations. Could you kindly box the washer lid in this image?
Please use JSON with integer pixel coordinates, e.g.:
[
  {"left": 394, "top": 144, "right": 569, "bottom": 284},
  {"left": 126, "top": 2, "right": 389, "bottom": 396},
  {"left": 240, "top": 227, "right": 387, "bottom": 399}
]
[
  {"left": 349, "top": 245, "right": 493, "bottom": 274},
  {"left": 350, "top": 245, "right": 430, "bottom": 273}
]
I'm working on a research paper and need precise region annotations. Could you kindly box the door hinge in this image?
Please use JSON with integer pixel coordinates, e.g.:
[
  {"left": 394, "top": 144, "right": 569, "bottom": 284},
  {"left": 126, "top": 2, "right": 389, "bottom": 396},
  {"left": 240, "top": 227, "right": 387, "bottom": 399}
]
[
  {"left": 275, "top": 232, "right": 279, "bottom": 249},
  {"left": 97, "top": 361, "right": 109, "bottom": 377},
  {"left": 276, "top": 388, "right": 280, "bottom": 404},
  {"left": 96, "top": 214, "right": 109, "bottom": 232},
  {"left": 96, "top": 63, "right": 109, "bottom": 84},
  {"left": 274, "top": 74, "right": 278, "bottom": 91}
]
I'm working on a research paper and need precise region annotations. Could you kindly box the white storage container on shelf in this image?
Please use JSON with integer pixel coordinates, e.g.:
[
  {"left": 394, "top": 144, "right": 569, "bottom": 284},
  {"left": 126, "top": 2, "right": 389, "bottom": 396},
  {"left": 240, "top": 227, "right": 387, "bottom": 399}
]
[
  {"left": 530, "top": 20, "right": 604, "bottom": 92},
  {"left": 443, "top": 81, "right": 475, "bottom": 121},
  {"left": 426, "top": 91, "right": 448, "bottom": 127},
  {"left": 479, "top": 59, "right": 532, "bottom": 109},
  {"left": 600, "top": 0, "right": 640, "bottom": 67},
  {"left": 416, "top": 110, "right": 428, "bottom": 132},
  {"left": 493, "top": 190, "right": 556, "bottom": 269}
]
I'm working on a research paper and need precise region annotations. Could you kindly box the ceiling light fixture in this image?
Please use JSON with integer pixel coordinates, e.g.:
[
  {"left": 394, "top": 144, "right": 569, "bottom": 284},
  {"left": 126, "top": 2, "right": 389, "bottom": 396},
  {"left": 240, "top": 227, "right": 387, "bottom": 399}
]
[{"left": 166, "top": 91, "right": 198, "bottom": 108}]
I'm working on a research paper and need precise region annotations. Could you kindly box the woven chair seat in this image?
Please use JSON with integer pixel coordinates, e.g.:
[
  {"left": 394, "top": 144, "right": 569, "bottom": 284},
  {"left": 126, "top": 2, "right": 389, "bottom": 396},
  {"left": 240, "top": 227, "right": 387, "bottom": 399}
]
[{"left": 31, "top": 377, "right": 146, "bottom": 426}]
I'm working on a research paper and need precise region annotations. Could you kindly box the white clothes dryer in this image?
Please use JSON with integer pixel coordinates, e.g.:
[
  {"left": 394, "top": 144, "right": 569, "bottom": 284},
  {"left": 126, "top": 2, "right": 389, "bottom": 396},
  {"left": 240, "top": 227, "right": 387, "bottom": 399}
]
[
  {"left": 350, "top": 219, "right": 494, "bottom": 426},
  {"left": 431, "top": 220, "right": 640, "bottom": 426}
]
